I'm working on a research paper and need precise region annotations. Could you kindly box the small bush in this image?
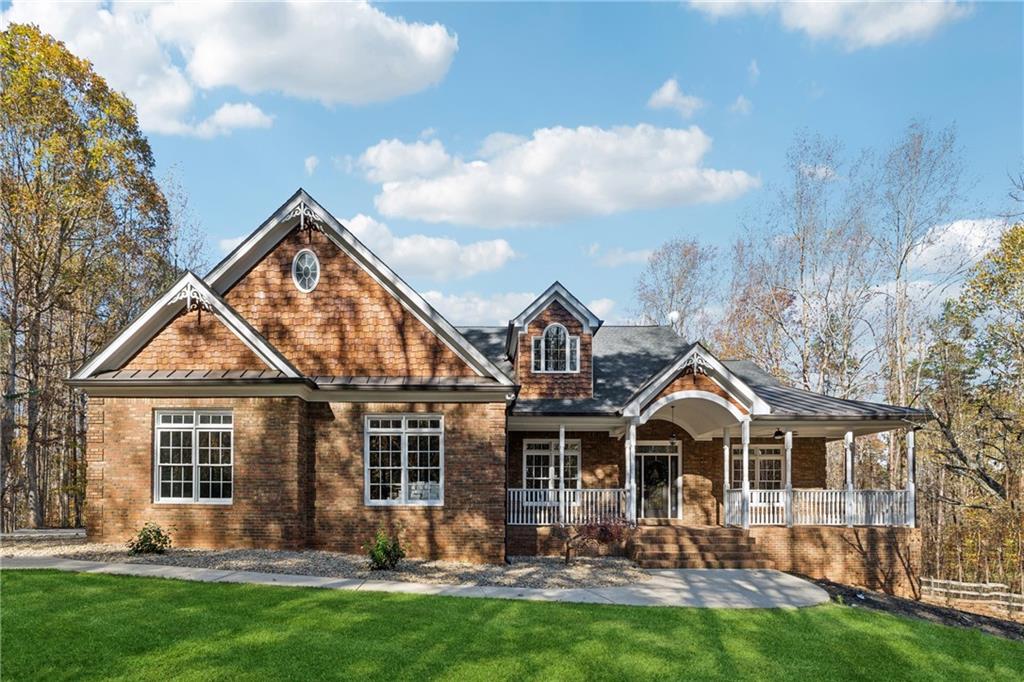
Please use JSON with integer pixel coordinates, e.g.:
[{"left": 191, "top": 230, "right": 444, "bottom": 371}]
[
  {"left": 363, "top": 528, "right": 405, "bottom": 570},
  {"left": 126, "top": 522, "right": 172, "bottom": 555}
]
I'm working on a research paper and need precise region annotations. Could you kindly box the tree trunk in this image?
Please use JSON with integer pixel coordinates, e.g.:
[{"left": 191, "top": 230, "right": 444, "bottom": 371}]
[{"left": 25, "top": 315, "right": 43, "bottom": 528}]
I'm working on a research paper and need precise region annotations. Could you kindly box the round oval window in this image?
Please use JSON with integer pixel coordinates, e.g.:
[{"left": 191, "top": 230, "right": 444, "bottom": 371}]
[{"left": 292, "top": 249, "right": 320, "bottom": 292}]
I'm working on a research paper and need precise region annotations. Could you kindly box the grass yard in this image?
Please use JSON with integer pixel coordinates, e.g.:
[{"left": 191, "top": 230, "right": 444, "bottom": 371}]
[{"left": 2, "top": 570, "right": 1022, "bottom": 681}]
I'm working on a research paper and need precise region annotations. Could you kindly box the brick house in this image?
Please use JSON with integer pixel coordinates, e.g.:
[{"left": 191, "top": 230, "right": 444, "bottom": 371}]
[{"left": 70, "top": 190, "right": 925, "bottom": 593}]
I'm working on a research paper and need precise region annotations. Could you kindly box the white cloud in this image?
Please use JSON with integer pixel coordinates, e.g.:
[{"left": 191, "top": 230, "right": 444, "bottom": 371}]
[
  {"left": 423, "top": 291, "right": 538, "bottom": 326},
  {"left": 748, "top": 59, "right": 760, "bottom": 83},
  {"left": 588, "top": 245, "right": 653, "bottom": 268},
  {"left": 193, "top": 102, "right": 273, "bottom": 139},
  {"left": 359, "top": 139, "right": 452, "bottom": 183},
  {"left": 345, "top": 214, "right": 515, "bottom": 281},
  {"left": 304, "top": 156, "right": 320, "bottom": 176},
  {"left": 588, "top": 298, "right": 616, "bottom": 319},
  {"left": 729, "top": 95, "right": 753, "bottom": 115},
  {"left": 153, "top": 1, "right": 457, "bottom": 105},
  {"left": 362, "top": 124, "right": 759, "bottom": 227},
  {"left": 647, "top": 78, "right": 705, "bottom": 118},
  {"left": 689, "top": 1, "right": 971, "bottom": 51},
  {"left": 218, "top": 235, "right": 245, "bottom": 254},
  {"left": 907, "top": 218, "right": 1005, "bottom": 275},
  {"left": 2, "top": 1, "right": 456, "bottom": 135}
]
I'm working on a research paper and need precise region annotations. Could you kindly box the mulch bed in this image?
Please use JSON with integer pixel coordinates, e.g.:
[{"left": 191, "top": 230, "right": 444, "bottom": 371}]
[{"left": 810, "top": 577, "right": 1024, "bottom": 641}]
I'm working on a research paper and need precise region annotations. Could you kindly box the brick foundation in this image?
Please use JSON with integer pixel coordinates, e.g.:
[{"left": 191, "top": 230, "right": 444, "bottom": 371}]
[{"left": 749, "top": 526, "right": 921, "bottom": 597}]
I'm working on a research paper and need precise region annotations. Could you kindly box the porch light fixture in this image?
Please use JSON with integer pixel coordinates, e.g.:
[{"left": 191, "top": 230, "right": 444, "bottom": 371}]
[
  {"left": 669, "top": 405, "right": 678, "bottom": 446},
  {"left": 773, "top": 429, "right": 785, "bottom": 440}
]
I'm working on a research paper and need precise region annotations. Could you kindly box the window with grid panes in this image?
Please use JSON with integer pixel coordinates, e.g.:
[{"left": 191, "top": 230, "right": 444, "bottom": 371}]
[
  {"left": 365, "top": 416, "right": 443, "bottom": 505},
  {"left": 155, "top": 411, "right": 232, "bottom": 503}
]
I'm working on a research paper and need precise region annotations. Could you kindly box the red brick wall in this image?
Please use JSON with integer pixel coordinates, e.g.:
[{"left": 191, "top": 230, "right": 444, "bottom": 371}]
[
  {"left": 750, "top": 526, "right": 921, "bottom": 597},
  {"left": 224, "top": 228, "right": 477, "bottom": 378},
  {"left": 310, "top": 401, "right": 507, "bottom": 563},
  {"left": 507, "top": 525, "right": 627, "bottom": 557},
  {"left": 515, "top": 301, "right": 593, "bottom": 399},
  {"left": 123, "top": 311, "right": 267, "bottom": 371},
  {"left": 86, "top": 395, "right": 508, "bottom": 562},
  {"left": 85, "top": 396, "right": 310, "bottom": 549}
]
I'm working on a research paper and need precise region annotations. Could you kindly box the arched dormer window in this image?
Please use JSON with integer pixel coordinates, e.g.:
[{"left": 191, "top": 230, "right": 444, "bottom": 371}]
[{"left": 532, "top": 323, "right": 579, "bottom": 373}]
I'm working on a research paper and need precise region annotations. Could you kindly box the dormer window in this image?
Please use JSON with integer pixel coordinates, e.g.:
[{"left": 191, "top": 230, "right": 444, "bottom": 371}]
[{"left": 532, "top": 323, "right": 579, "bottom": 373}]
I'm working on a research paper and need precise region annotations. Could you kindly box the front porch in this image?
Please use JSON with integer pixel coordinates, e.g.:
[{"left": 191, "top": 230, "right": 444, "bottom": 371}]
[{"left": 506, "top": 422, "right": 918, "bottom": 530}]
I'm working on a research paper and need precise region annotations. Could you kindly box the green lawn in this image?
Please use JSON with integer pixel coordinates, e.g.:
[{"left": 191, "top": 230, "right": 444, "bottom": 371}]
[{"left": 2, "top": 570, "right": 1022, "bottom": 681}]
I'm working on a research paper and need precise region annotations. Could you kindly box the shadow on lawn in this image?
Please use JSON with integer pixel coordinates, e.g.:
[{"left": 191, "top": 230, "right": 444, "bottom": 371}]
[{"left": 3, "top": 571, "right": 1022, "bottom": 681}]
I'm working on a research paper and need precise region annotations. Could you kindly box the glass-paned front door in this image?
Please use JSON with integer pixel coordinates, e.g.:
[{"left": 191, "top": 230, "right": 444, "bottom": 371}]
[{"left": 636, "top": 442, "right": 681, "bottom": 519}]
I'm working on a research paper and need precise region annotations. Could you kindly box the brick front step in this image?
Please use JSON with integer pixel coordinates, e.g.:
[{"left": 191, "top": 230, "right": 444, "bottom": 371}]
[
  {"left": 637, "top": 559, "right": 775, "bottom": 569},
  {"left": 630, "top": 524, "right": 774, "bottom": 570}
]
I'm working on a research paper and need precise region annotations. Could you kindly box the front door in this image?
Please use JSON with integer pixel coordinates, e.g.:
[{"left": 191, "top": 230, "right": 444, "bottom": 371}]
[{"left": 636, "top": 442, "right": 681, "bottom": 519}]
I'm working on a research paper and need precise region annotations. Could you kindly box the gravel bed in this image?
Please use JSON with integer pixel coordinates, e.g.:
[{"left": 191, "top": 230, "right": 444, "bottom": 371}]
[{"left": 1, "top": 541, "right": 649, "bottom": 589}]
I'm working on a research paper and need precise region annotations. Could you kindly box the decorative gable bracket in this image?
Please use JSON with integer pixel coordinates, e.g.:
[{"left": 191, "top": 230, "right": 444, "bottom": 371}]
[
  {"left": 288, "top": 201, "right": 326, "bottom": 235},
  {"left": 683, "top": 351, "right": 708, "bottom": 377},
  {"left": 169, "top": 282, "right": 213, "bottom": 313}
]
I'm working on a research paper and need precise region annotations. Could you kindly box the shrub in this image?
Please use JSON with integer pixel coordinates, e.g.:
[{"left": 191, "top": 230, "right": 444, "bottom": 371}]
[
  {"left": 552, "top": 519, "right": 634, "bottom": 565},
  {"left": 364, "top": 528, "right": 405, "bottom": 570},
  {"left": 126, "top": 522, "right": 172, "bottom": 555}
]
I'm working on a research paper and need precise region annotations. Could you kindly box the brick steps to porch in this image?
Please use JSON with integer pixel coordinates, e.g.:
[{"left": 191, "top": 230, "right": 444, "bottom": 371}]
[{"left": 630, "top": 525, "right": 774, "bottom": 570}]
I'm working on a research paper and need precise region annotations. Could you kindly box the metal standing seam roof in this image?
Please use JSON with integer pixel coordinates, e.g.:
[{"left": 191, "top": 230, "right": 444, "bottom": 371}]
[
  {"left": 459, "top": 324, "right": 928, "bottom": 420},
  {"left": 76, "top": 370, "right": 507, "bottom": 390}
]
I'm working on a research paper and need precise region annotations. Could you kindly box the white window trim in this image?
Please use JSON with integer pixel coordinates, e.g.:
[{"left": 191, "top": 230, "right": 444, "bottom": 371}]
[
  {"left": 291, "top": 248, "right": 320, "bottom": 293},
  {"left": 363, "top": 414, "right": 444, "bottom": 507},
  {"left": 153, "top": 409, "right": 233, "bottom": 505},
  {"left": 522, "top": 438, "right": 581, "bottom": 506},
  {"left": 636, "top": 440, "right": 683, "bottom": 520},
  {"left": 531, "top": 323, "right": 581, "bottom": 374},
  {"left": 730, "top": 445, "right": 785, "bottom": 490}
]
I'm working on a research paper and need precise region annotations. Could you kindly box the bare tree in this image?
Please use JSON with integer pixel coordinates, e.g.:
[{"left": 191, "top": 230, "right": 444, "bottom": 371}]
[{"left": 633, "top": 239, "right": 719, "bottom": 342}]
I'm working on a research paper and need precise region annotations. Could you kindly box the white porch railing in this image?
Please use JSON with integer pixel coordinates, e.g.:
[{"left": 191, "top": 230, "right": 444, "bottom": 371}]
[
  {"left": 726, "top": 488, "right": 912, "bottom": 527},
  {"left": 507, "top": 488, "right": 626, "bottom": 525}
]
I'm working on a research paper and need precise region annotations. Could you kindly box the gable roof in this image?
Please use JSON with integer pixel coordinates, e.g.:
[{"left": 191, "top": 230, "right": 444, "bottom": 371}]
[
  {"left": 504, "top": 281, "right": 603, "bottom": 357},
  {"left": 73, "top": 190, "right": 513, "bottom": 387},
  {"left": 71, "top": 272, "right": 301, "bottom": 380}
]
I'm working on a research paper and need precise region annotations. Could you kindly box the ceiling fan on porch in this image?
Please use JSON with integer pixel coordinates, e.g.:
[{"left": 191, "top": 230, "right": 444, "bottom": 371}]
[{"left": 773, "top": 429, "right": 799, "bottom": 440}]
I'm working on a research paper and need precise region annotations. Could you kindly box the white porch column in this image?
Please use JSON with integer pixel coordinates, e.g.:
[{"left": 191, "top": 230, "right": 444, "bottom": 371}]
[
  {"left": 784, "top": 430, "right": 793, "bottom": 527},
  {"left": 722, "top": 427, "right": 731, "bottom": 511},
  {"left": 844, "top": 431, "right": 855, "bottom": 527},
  {"left": 741, "top": 419, "right": 750, "bottom": 529},
  {"left": 559, "top": 424, "right": 566, "bottom": 524},
  {"left": 906, "top": 429, "right": 917, "bottom": 528},
  {"left": 625, "top": 420, "right": 637, "bottom": 523}
]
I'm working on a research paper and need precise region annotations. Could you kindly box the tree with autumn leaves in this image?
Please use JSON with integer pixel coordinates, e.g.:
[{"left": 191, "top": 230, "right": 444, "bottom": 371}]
[{"left": 0, "top": 24, "right": 199, "bottom": 530}]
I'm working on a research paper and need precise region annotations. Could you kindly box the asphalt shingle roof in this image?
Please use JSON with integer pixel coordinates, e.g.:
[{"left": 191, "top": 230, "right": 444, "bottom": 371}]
[{"left": 459, "top": 324, "right": 926, "bottom": 420}]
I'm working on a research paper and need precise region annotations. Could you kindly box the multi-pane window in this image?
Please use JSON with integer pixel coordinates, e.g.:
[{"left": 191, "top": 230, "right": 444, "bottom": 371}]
[
  {"left": 523, "top": 440, "right": 581, "bottom": 489},
  {"left": 365, "top": 416, "right": 443, "bottom": 505},
  {"left": 531, "top": 324, "right": 580, "bottom": 373},
  {"left": 155, "top": 411, "right": 233, "bottom": 503},
  {"left": 731, "top": 446, "right": 784, "bottom": 490}
]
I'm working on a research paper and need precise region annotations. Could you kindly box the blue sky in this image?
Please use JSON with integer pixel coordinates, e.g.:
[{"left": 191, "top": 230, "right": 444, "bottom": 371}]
[{"left": 4, "top": 1, "right": 1022, "bottom": 324}]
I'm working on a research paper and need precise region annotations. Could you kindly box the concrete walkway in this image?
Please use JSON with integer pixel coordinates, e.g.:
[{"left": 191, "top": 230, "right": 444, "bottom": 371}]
[{"left": 1, "top": 556, "right": 829, "bottom": 609}]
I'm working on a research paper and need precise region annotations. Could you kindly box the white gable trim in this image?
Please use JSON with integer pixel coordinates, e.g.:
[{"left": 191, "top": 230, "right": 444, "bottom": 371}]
[
  {"left": 505, "top": 282, "right": 602, "bottom": 357},
  {"left": 639, "top": 390, "right": 748, "bottom": 425},
  {"left": 72, "top": 273, "right": 301, "bottom": 379},
  {"left": 204, "top": 190, "right": 513, "bottom": 385},
  {"left": 621, "top": 343, "right": 771, "bottom": 418}
]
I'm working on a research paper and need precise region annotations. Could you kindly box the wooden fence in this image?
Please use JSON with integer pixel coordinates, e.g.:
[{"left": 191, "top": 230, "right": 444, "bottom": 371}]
[{"left": 920, "top": 577, "right": 1024, "bottom": 613}]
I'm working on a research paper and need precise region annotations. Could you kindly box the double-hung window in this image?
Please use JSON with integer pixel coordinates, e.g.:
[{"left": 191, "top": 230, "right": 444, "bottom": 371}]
[
  {"left": 730, "top": 445, "right": 784, "bottom": 490},
  {"left": 154, "top": 411, "right": 233, "bottom": 503},
  {"left": 365, "top": 415, "right": 443, "bottom": 505},
  {"left": 531, "top": 324, "right": 580, "bottom": 373},
  {"left": 522, "top": 439, "right": 581, "bottom": 491}
]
